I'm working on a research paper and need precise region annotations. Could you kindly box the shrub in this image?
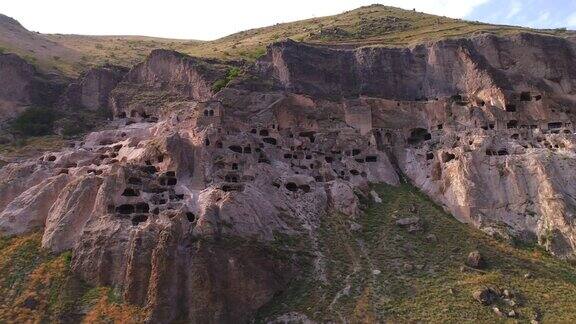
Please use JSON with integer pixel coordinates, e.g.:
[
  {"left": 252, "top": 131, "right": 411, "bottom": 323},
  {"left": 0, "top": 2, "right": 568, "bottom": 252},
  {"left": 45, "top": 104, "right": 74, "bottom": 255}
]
[
  {"left": 212, "top": 67, "right": 242, "bottom": 92},
  {"left": 59, "top": 118, "right": 85, "bottom": 137},
  {"left": 12, "top": 107, "right": 57, "bottom": 136}
]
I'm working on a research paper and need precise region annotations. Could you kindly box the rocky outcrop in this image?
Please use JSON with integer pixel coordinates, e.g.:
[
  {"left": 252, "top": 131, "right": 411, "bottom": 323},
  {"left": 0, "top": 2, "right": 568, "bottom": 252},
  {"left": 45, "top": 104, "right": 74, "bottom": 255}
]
[
  {"left": 61, "top": 64, "right": 128, "bottom": 111},
  {"left": 260, "top": 33, "right": 576, "bottom": 105},
  {"left": 109, "top": 50, "right": 230, "bottom": 119},
  {"left": 2, "top": 31, "right": 576, "bottom": 321},
  {"left": 0, "top": 53, "right": 67, "bottom": 121}
]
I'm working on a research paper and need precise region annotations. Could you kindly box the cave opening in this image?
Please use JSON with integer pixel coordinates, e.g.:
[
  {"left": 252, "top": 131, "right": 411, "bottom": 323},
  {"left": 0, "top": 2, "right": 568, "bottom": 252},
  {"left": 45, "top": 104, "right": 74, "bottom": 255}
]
[
  {"left": 407, "top": 128, "right": 432, "bottom": 145},
  {"left": 135, "top": 202, "right": 150, "bottom": 213},
  {"left": 229, "top": 145, "right": 243, "bottom": 153},
  {"left": 520, "top": 92, "right": 531, "bottom": 101},
  {"left": 366, "top": 156, "right": 378, "bottom": 162},
  {"left": 132, "top": 215, "right": 148, "bottom": 226},
  {"left": 262, "top": 137, "right": 277, "bottom": 145},
  {"left": 548, "top": 122, "right": 562, "bottom": 129},
  {"left": 507, "top": 120, "right": 518, "bottom": 129},
  {"left": 441, "top": 152, "right": 456, "bottom": 163},
  {"left": 505, "top": 104, "right": 517, "bottom": 112},
  {"left": 285, "top": 182, "right": 298, "bottom": 192},
  {"left": 116, "top": 204, "right": 134, "bottom": 215},
  {"left": 122, "top": 188, "right": 139, "bottom": 197},
  {"left": 186, "top": 212, "right": 196, "bottom": 222},
  {"left": 166, "top": 178, "right": 177, "bottom": 186},
  {"left": 128, "top": 177, "right": 142, "bottom": 185}
]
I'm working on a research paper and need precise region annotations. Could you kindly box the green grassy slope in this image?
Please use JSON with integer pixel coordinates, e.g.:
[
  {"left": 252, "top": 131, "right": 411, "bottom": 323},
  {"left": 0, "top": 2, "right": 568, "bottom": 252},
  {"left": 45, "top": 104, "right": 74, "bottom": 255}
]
[{"left": 257, "top": 183, "right": 576, "bottom": 323}]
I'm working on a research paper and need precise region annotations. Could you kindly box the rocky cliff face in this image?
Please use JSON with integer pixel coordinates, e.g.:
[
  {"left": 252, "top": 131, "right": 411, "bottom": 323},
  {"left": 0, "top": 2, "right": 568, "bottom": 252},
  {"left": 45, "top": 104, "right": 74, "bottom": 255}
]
[
  {"left": 109, "top": 49, "right": 230, "bottom": 120},
  {"left": 261, "top": 33, "right": 576, "bottom": 257},
  {"left": 61, "top": 64, "right": 128, "bottom": 111},
  {"left": 0, "top": 53, "right": 67, "bottom": 121},
  {"left": 1, "top": 32, "right": 576, "bottom": 322}
]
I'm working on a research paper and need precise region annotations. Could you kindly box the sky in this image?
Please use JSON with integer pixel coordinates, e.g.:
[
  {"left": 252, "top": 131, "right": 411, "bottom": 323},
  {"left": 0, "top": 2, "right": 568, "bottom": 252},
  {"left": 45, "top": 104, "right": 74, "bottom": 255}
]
[{"left": 1, "top": 0, "right": 574, "bottom": 40}]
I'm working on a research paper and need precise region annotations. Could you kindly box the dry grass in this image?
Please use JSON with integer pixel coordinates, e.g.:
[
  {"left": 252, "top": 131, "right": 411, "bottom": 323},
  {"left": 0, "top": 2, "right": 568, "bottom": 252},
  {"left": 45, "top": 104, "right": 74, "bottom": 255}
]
[
  {"left": 0, "top": 234, "right": 145, "bottom": 323},
  {"left": 2, "top": 5, "right": 573, "bottom": 76},
  {"left": 0, "top": 135, "right": 70, "bottom": 158}
]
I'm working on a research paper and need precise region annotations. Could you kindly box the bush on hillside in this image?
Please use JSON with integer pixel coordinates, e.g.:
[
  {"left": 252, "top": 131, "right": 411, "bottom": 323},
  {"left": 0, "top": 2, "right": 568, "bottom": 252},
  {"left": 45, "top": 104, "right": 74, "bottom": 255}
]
[
  {"left": 11, "top": 106, "right": 57, "bottom": 136},
  {"left": 212, "top": 67, "right": 242, "bottom": 92}
]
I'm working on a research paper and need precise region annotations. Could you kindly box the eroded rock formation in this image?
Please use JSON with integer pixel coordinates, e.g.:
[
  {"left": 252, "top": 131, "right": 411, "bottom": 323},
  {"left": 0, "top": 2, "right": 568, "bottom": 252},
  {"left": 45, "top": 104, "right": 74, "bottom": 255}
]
[
  {"left": 0, "top": 53, "right": 67, "bottom": 121},
  {"left": 61, "top": 64, "right": 128, "bottom": 110},
  {"left": 1, "top": 31, "right": 576, "bottom": 321}
]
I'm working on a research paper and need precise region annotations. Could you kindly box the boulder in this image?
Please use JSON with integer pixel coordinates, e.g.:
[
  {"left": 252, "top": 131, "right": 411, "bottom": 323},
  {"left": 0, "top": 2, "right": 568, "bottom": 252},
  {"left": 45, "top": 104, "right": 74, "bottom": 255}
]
[
  {"left": 396, "top": 216, "right": 422, "bottom": 233},
  {"left": 466, "top": 250, "right": 486, "bottom": 269},
  {"left": 473, "top": 287, "right": 498, "bottom": 305}
]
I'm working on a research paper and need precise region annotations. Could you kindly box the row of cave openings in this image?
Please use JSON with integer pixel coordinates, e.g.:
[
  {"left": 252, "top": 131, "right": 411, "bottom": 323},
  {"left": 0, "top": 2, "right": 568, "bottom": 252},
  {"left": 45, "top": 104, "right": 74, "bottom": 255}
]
[
  {"left": 112, "top": 202, "right": 196, "bottom": 226},
  {"left": 450, "top": 92, "right": 542, "bottom": 110},
  {"left": 109, "top": 169, "right": 189, "bottom": 226},
  {"left": 504, "top": 120, "right": 572, "bottom": 134},
  {"left": 116, "top": 110, "right": 155, "bottom": 119}
]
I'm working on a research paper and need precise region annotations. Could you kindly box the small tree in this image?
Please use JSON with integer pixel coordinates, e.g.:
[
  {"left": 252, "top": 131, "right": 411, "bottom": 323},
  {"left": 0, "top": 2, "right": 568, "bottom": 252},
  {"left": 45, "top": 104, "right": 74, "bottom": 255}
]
[{"left": 12, "top": 107, "right": 57, "bottom": 136}]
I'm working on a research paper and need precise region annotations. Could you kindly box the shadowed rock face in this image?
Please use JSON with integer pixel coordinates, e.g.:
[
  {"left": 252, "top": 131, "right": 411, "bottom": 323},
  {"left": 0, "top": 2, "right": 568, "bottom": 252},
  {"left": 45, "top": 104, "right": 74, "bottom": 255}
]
[
  {"left": 260, "top": 33, "right": 576, "bottom": 103},
  {"left": 0, "top": 53, "right": 67, "bottom": 120},
  {"left": 2, "top": 32, "right": 576, "bottom": 321},
  {"left": 61, "top": 64, "right": 128, "bottom": 111}
]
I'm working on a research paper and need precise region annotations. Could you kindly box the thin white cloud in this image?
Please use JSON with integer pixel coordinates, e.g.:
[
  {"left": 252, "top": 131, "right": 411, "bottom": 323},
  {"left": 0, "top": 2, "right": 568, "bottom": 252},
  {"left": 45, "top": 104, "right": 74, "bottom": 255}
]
[
  {"left": 568, "top": 11, "right": 576, "bottom": 27},
  {"left": 534, "top": 11, "right": 551, "bottom": 27},
  {"left": 505, "top": 0, "right": 522, "bottom": 19}
]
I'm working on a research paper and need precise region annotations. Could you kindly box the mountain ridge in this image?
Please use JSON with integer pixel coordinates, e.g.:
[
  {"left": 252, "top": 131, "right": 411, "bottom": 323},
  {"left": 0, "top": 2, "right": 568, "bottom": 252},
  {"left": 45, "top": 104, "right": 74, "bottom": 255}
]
[{"left": 1, "top": 5, "right": 574, "bottom": 76}]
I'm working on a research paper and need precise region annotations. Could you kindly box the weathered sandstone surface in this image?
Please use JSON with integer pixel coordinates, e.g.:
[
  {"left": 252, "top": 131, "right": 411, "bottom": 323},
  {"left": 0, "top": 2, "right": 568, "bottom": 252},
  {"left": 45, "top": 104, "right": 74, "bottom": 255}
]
[{"left": 1, "top": 32, "right": 576, "bottom": 321}]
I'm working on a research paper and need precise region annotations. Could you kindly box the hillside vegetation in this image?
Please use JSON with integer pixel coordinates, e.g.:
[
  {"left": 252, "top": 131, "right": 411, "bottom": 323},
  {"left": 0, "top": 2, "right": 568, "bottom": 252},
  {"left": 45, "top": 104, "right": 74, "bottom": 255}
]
[
  {"left": 1, "top": 5, "right": 573, "bottom": 75},
  {"left": 257, "top": 183, "right": 576, "bottom": 323},
  {"left": 0, "top": 233, "right": 144, "bottom": 323}
]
